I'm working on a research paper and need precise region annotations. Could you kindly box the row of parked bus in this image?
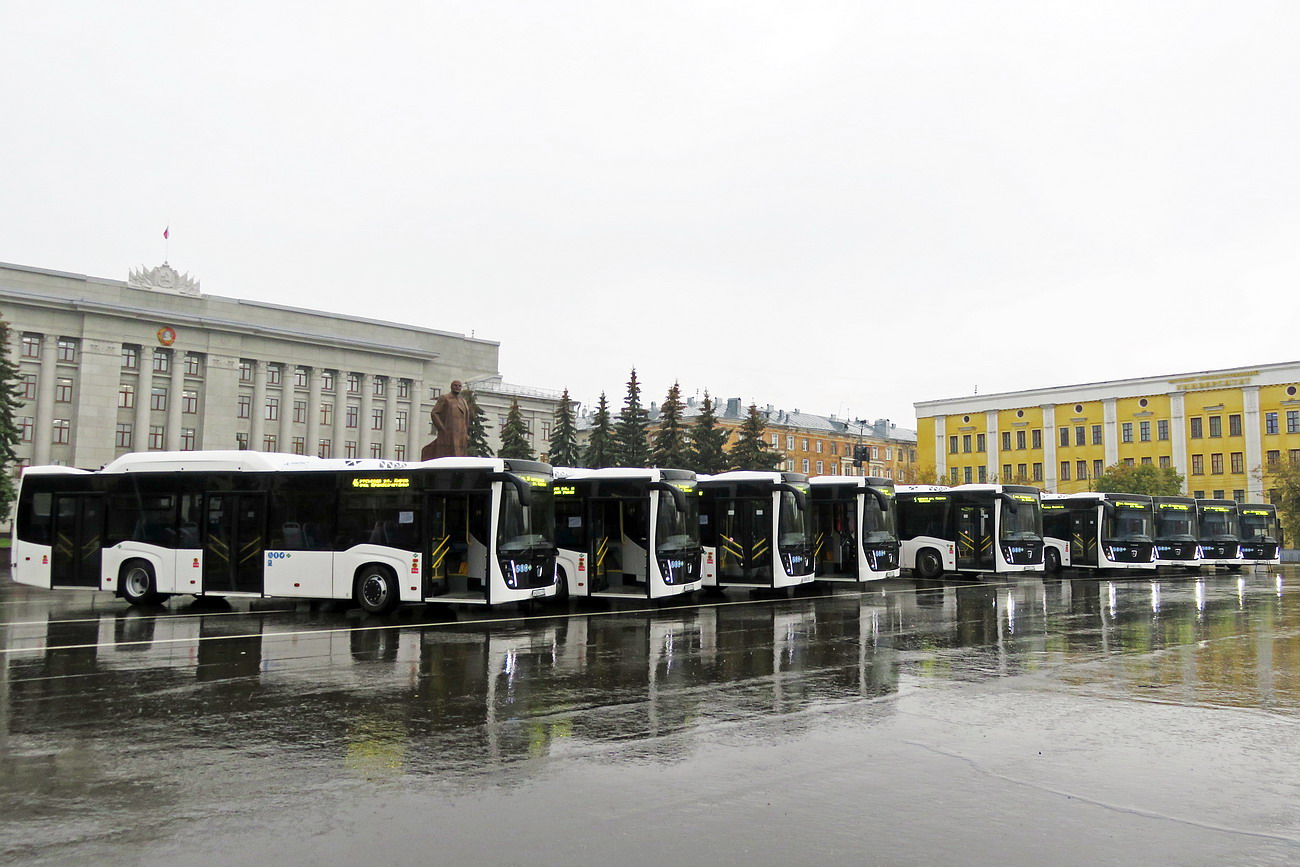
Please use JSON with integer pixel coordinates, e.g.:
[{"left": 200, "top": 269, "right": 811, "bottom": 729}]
[{"left": 6, "top": 451, "right": 1284, "bottom": 613}]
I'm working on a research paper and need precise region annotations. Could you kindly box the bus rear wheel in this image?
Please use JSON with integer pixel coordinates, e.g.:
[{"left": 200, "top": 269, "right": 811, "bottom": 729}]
[
  {"left": 355, "top": 565, "right": 400, "bottom": 615},
  {"left": 121, "top": 561, "right": 167, "bottom": 606},
  {"left": 916, "top": 550, "right": 944, "bottom": 580}
]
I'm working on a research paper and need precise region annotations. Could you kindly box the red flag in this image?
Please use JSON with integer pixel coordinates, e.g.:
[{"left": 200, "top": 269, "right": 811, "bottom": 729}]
[{"left": 163, "top": 226, "right": 170, "bottom": 239}]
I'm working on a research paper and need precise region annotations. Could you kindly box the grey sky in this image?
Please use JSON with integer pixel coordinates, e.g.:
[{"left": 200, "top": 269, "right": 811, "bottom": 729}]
[{"left": 4, "top": 1, "right": 1298, "bottom": 426}]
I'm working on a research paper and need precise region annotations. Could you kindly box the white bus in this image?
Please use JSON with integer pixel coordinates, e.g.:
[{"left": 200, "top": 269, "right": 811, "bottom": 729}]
[
  {"left": 895, "top": 484, "right": 1044, "bottom": 578},
  {"left": 1152, "top": 496, "right": 1201, "bottom": 568},
  {"left": 1239, "top": 503, "right": 1282, "bottom": 566},
  {"left": 1041, "top": 492, "right": 1157, "bottom": 573},
  {"left": 9, "top": 450, "right": 558, "bottom": 612},
  {"left": 1195, "top": 498, "right": 1248, "bottom": 569},
  {"left": 551, "top": 467, "right": 703, "bottom": 601},
  {"left": 698, "top": 471, "right": 814, "bottom": 591},
  {"left": 809, "top": 475, "right": 901, "bottom": 582}
]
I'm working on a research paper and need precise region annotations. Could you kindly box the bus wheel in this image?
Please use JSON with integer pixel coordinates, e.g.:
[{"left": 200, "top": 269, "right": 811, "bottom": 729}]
[
  {"left": 551, "top": 567, "right": 570, "bottom": 604},
  {"left": 355, "top": 566, "right": 400, "bottom": 615},
  {"left": 121, "top": 561, "right": 166, "bottom": 606},
  {"left": 916, "top": 550, "right": 944, "bottom": 580},
  {"left": 1044, "top": 548, "right": 1061, "bottom": 574}
]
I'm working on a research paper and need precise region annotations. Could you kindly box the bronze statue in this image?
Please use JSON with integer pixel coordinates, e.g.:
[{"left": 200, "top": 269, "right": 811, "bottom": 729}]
[{"left": 422, "top": 379, "right": 469, "bottom": 459}]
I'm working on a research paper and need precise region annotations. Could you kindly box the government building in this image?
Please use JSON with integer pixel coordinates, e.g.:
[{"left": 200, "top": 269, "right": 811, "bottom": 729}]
[
  {"left": 2, "top": 260, "right": 562, "bottom": 474},
  {"left": 915, "top": 361, "right": 1300, "bottom": 501}
]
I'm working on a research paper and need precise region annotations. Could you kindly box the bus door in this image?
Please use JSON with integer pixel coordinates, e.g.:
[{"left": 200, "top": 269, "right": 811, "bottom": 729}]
[
  {"left": 425, "top": 493, "right": 470, "bottom": 590},
  {"left": 204, "top": 493, "right": 266, "bottom": 593},
  {"left": 588, "top": 498, "right": 629, "bottom": 593},
  {"left": 955, "top": 504, "right": 992, "bottom": 570},
  {"left": 815, "top": 500, "right": 856, "bottom": 577},
  {"left": 50, "top": 494, "right": 105, "bottom": 587},
  {"left": 1070, "top": 511, "right": 1098, "bottom": 566},
  {"left": 717, "top": 497, "right": 771, "bottom": 583}
]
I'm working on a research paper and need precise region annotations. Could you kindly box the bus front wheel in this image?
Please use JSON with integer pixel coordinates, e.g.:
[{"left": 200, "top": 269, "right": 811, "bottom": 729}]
[
  {"left": 355, "top": 565, "right": 400, "bottom": 615},
  {"left": 121, "top": 561, "right": 167, "bottom": 606},
  {"left": 1044, "top": 548, "right": 1061, "bottom": 574},
  {"left": 916, "top": 550, "right": 944, "bottom": 580},
  {"left": 551, "top": 567, "right": 570, "bottom": 604}
]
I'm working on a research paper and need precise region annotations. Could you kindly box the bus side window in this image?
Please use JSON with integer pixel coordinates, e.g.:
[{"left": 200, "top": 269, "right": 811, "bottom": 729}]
[{"left": 18, "top": 491, "right": 53, "bottom": 544}]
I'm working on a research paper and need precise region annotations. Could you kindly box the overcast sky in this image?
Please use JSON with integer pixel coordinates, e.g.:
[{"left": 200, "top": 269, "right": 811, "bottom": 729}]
[{"left": 4, "top": 1, "right": 1299, "bottom": 428}]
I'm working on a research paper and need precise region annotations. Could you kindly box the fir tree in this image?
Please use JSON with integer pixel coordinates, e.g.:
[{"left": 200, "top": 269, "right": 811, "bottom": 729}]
[
  {"left": 547, "top": 388, "right": 581, "bottom": 467},
  {"left": 0, "top": 315, "right": 22, "bottom": 520},
  {"left": 464, "top": 389, "right": 494, "bottom": 458},
  {"left": 584, "top": 392, "right": 616, "bottom": 468},
  {"left": 689, "top": 391, "right": 730, "bottom": 474},
  {"left": 498, "top": 398, "right": 534, "bottom": 460},
  {"left": 613, "top": 368, "right": 651, "bottom": 467},
  {"left": 729, "top": 403, "right": 782, "bottom": 471},
  {"left": 651, "top": 381, "right": 690, "bottom": 468}
]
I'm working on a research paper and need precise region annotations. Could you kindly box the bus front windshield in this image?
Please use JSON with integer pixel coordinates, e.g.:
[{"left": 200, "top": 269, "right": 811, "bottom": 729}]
[
  {"left": 778, "top": 489, "right": 811, "bottom": 550},
  {"left": 1240, "top": 510, "right": 1279, "bottom": 540},
  {"left": 1200, "top": 509, "right": 1240, "bottom": 540},
  {"left": 1155, "top": 508, "right": 1196, "bottom": 539},
  {"left": 999, "top": 501, "right": 1042, "bottom": 541},
  {"left": 496, "top": 483, "right": 556, "bottom": 555},
  {"left": 1105, "top": 505, "right": 1154, "bottom": 542},
  {"left": 655, "top": 487, "right": 701, "bottom": 554},
  {"left": 862, "top": 493, "right": 896, "bottom": 543}
]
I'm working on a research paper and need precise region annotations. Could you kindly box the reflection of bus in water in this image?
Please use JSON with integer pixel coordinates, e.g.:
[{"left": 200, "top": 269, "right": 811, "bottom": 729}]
[
  {"left": 551, "top": 467, "right": 703, "bottom": 600},
  {"left": 895, "top": 484, "right": 1044, "bottom": 578},
  {"left": 1195, "top": 499, "right": 1246, "bottom": 569},
  {"left": 809, "top": 476, "right": 901, "bottom": 582},
  {"left": 698, "top": 471, "right": 814, "bottom": 590},
  {"left": 11, "top": 451, "right": 558, "bottom": 612},
  {"left": 1152, "top": 496, "right": 1200, "bottom": 567},
  {"left": 1238, "top": 503, "right": 1281, "bottom": 566},
  {"left": 1041, "top": 492, "right": 1156, "bottom": 573}
]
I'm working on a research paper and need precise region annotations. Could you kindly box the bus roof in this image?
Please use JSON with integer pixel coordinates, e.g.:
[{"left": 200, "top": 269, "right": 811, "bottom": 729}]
[
  {"left": 94, "top": 451, "right": 543, "bottom": 476},
  {"left": 809, "top": 475, "right": 895, "bottom": 489},
  {"left": 553, "top": 467, "right": 695, "bottom": 482}
]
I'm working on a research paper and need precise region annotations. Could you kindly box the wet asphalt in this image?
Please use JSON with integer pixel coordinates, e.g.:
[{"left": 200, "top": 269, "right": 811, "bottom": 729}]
[{"left": 3, "top": 565, "right": 1299, "bottom": 866}]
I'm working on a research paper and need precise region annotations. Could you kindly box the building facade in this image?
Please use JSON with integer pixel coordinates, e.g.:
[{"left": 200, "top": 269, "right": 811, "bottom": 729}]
[
  {"left": 3, "top": 260, "right": 559, "bottom": 473},
  {"left": 915, "top": 361, "right": 1300, "bottom": 500}
]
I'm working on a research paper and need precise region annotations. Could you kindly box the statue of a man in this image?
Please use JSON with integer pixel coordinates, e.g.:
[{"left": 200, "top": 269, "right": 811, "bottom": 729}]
[{"left": 422, "top": 379, "right": 470, "bottom": 460}]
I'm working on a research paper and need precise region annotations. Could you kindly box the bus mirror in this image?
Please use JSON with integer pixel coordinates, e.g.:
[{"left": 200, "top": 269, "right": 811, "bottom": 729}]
[
  {"left": 997, "top": 493, "right": 1019, "bottom": 512},
  {"left": 776, "top": 483, "right": 807, "bottom": 511},
  {"left": 1100, "top": 501, "right": 1115, "bottom": 517},
  {"left": 487, "top": 472, "right": 531, "bottom": 508},
  {"left": 869, "top": 488, "right": 889, "bottom": 512},
  {"left": 648, "top": 481, "right": 687, "bottom": 512}
]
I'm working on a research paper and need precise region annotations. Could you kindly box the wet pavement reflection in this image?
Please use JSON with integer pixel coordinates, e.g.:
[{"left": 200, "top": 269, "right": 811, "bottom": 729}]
[{"left": 3, "top": 568, "right": 1300, "bottom": 864}]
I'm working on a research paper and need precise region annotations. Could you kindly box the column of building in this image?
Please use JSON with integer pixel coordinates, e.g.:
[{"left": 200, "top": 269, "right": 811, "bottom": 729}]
[
  {"left": 1040, "top": 404, "right": 1058, "bottom": 491},
  {"left": 166, "top": 350, "right": 184, "bottom": 450},
  {"left": 250, "top": 361, "right": 268, "bottom": 450},
  {"left": 133, "top": 350, "right": 151, "bottom": 454},
  {"left": 307, "top": 368, "right": 323, "bottom": 458},
  {"left": 1168, "top": 391, "right": 1188, "bottom": 485},
  {"left": 1102, "top": 398, "right": 1119, "bottom": 469},
  {"left": 279, "top": 365, "right": 295, "bottom": 454},
  {"left": 408, "top": 378, "right": 426, "bottom": 459},
  {"left": 381, "top": 378, "right": 396, "bottom": 459},
  {"left": 1241, "top": 386, "right": 1263, "bottom": 499},
  {"left": 34, "top": 336, "right": 58, "bottom": 464},
  {"left": 358, "top": 374, "right": 373, "bottom": 458}
]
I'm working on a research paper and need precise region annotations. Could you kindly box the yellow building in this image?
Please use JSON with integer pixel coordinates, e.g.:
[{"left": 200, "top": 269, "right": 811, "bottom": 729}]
[{"left": 915, "top": 362, "right": 1300, "bottom": 500}]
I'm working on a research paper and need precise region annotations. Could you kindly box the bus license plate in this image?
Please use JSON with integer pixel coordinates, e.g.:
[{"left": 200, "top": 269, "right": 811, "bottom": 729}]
[{"left": 531, "top": 588, "right": 547, "bottom": 598}]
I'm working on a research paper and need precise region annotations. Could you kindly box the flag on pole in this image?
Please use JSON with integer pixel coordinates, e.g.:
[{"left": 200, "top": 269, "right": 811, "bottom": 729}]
[{"left": 163, "top": 226, "right": 170, "bottom": 239}]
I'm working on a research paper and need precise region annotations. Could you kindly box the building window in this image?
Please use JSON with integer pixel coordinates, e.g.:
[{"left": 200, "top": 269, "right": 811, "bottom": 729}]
[
  {"left": 370, "top": 443, "right": 383, "bottom": 459},
  {"left": 1209, "top": 416, "right": 1222, "bottom": 438},
  {"left": 1231, "top": 452, "right": 1243, "bottom": 474},
  {"left": 962, "top": 435, "right": 971, "bottom": 453},
  {"left": 321, "top": 403, "right": 333, "bottom": 426},
  {"left": 122, "top": 345, "right": 139, "bottom": 369},
  {"left": 322, "top": 371, "right": 335, "bottom": 392},
  {"left": 347, "top": 373, "right": 361, "bottom": 394},
  {"left": 976, "top": 434, "right": 985, "bottom": 452},
  {"left": 394, "top": 445, "right": 406, "bottom": 461},
  {"left": 57, "top": 339, "right": 78, "bottom": 362},
  {"left": 263, "top": 434, "right": 278, "bottom": 451},
  {"left": 802, "top": 459, "right": 810, "bottom": 473},
  {"left": 181, "top": 428, "right": 196, "bottom": 450},
  {"left": 1016, "top": 431, "right": 1026, "bottom": 450},
  {"left": 236, "top": 432, "right": 249, "bottom": 450},
  {"left": 294, "top": 400, "right": 307, "bottom": 423},
  {"left": 816, "top": 461, "right": 824, "bottom": 474},
  {"left": 1002, "top": 464, "right": 1012, "bottom": 480},
  {"left": 21, "top": 334, "right": 41, "bottom": 357},
  {"left": 153, "top": 349, "right": 171, "bottom": 373},
  {"left": 237, "top": 394, "right": 251, "bottom": 419},
  {"left": 949, "top": 436, "right": 958, "bottom": 454},
  {"left": 1093, "top": 460, "right": 1103, "bottom": 478},
  {"left": 1060, "top": 461, "right": 1071, "bottom": 480},
  {"left": 240, "top": 360, "right": 254, "bottom": 382},
  {"left": 1157, "top": 419, "right": 1169, "bottom": 441},
  {"left": 1032, "top": 463, "right": 1043, "bottom": 481},
  {"left": 346, "top": 405, "right": 358, "bottom": 428},
  {"left": 1141, "top": 457, "right": 1152, "bottom": 466},
  {"left": 1159, "top": 456, "right": 1170, "bottom": 469},
  {"left": 19, "top": 416, "right": 34, "bottom": 441},
  {"left": 292, "top": 436, "right": 305, "bottom": 455},
  {"left": 1139, "top": 421, "right": 1150, "bottom": 442},
  {"left": 1073, "top": 426, "right": 1084, "bottom": 446},
  {"left": 1266, "top": 412, "right": 1279, "bottom": 435},
  {"left": 963, "top": 466, "right": 973, "bottom": 484},
  {"left": 1289, "top": 410, "right": 1300, "bottom": 434},
  {"left": 1060, "top": 427, "right": 1070, "bottom": 448},
  {"left": 1001, "top": 432, "right": 1011, "bottom": 451},
  {"left": 374, "top": 377, "right": 386, "bottom": 397},
  {"left": 1091, "top": 425, "right": 1103, "bottom": 445},
  {"left": 115, "top": 423, "right": 132, "bottom": 449},
  {"left": 1267, "top": 449, "right": 1281, "bottom": 466},
  {"left": 397, "top": 379, "right": 410, "bottom": 399},
  {"left": 1229, "top": 414, "right": 1242, "bottom": 437},
  {"left": 268, "top": 365, "right": 283, "bottom": 386},
  {"left": 1233, "top": 489, "right": 1245, "bottom": 503},
  {"left": 54, "top": 377, "right": 73, "bottom": 402},
  {"left": 345, "top": 441, "right": 358, "bottom": 458},
  {"left": 21, "top": 373, "right": 37, "bottom": 400},
  {"left": 977, "top": 466, "right": 987, "bottom": 483},
  {"left": 318, "top": 439, "right": 331, "bottom": 458},
  {"left": 150, "top": 387, "right": 167, "bottom": 411},
  {"left": 182, "top": 391, "right": 198, "bottom": 413},
  {"left": 1213, "top": 489, "right": 1225, "bottom": 500},
  {"left": 184, "top": 354, "right": 202, "bottom": 376},
  {"left": 1123, "top": 458, "right": 1135, "bottom": 467},
  {"left": 1122, "top": 423, "right": 1133, "bottom": 443},
  {"left": 1077, "top": 460, "right": 1087, "bottom": 480},
  {"left": 294, "top": 367, "right": 308, "bottom": 388},
  {"left": 52, "top": 419, "right": 70, "bottom": 444},
  {"left": 1193, "top": 490, "right": 1205, "bottom": 499},
  {"left": 265, "top": 398, "right": 279, "bottom": 421},
  {"left": 1292, "top": 449, "right": 1300, "bottom": 465},
  {"left": 396, "top": 410, "right": 408, "bottom": 432},
  {"left": 951, "top": 467, "right": 960, "bottom": 484},
  {"left": 1191, "top": 454, "right": 1204, "bottom": 475},
  {"left": 1017, "top": 463, "right": 1027, "bottom": 479},
  {"left": 1031, "top": 429, "right": 1042, "bottom": 449},
  {"left": 372, "top": 408, "right": 384, "bottom": 430},
  {"left": 786, "top": 435, "right": 795, "bottom": 450},
  {"left": 149, "top": 425, "right": 165, "bottom": 449},
  {"left": 1190, "top": 417, "right": 1203, "bottom": 438}
]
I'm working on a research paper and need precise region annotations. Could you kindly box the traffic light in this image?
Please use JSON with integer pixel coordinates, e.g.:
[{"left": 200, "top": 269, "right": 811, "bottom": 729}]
[{"left": 852, "top": 444, "right": 867, "bottom": 466}]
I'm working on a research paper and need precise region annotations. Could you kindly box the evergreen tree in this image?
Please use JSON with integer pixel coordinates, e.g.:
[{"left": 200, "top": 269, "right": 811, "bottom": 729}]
[
  {"left": 547, "top": 388, "right": 581, "bottom": 467},
  {"left": 498, "top": 398, "right": 534, "bottom": 460},
  {"left": 729, "top": 403, "right": 782, "bottom": 471},
  {"left": 584, "top": 392, "right": 616, "bottom": 468},
  {"left": 613, "top": 368, "right": 651, "bottom": 467},
  {"left": 0, "top": 315, "right": 22, "bottom": 521},
  {"left": 651, "top": 381, "right": 690, "bottom": 468},
  {"left": 464, "top": 389, "right": 494, "bottom": 458},
  {"left": 689, "top": 391, "right": 730, "bottom": 474}
]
